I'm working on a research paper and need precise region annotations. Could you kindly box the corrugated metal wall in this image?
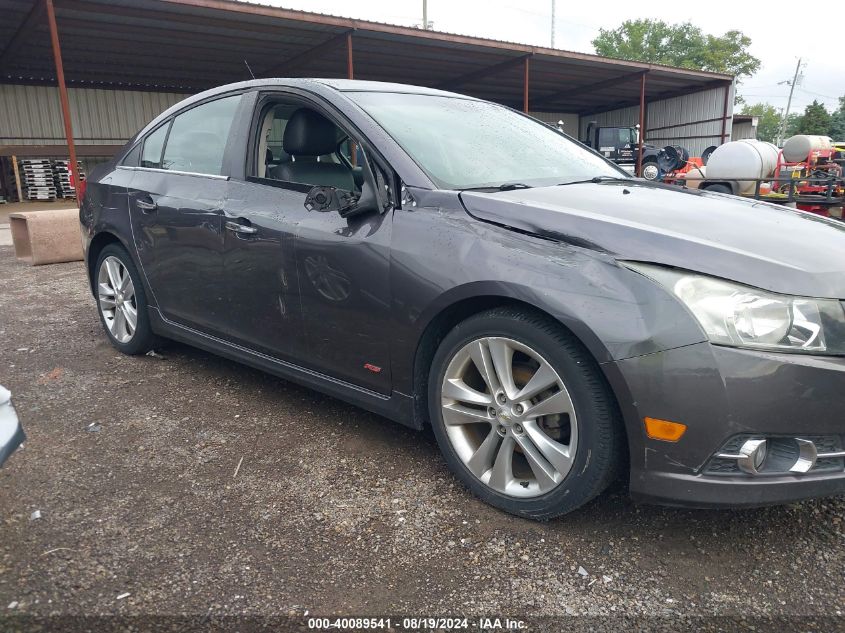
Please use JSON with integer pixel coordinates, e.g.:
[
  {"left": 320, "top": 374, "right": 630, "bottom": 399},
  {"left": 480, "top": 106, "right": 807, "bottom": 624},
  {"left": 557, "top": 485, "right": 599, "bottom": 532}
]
[
  {"left": 0, "top": 84, "right": 189, "bottom": 145},
  {"left": 578, "top": 83, "right": 735, "bottom": 157}
]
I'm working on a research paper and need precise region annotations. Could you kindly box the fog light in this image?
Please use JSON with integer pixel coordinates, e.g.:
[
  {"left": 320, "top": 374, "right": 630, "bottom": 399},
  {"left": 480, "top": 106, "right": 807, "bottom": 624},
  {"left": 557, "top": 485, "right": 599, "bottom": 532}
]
[
  {"left": 790, "top": 438, "right": 817, "bottom": 473},
  {"left": 737, "top": 438, "right": 768, "bottom": 475},
  {"left": 710, "top": 435, "right": 840, "bottom": 476},
  {"left": 644, "top": 417, "right": 687, "bottom": 442}
]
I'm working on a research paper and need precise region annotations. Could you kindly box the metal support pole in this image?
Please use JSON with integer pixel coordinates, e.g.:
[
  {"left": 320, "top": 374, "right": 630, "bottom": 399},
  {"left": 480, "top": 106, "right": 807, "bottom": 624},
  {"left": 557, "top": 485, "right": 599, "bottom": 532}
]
[
  {"left": 637, "top": 72, "right": 646, "bottom": 177},
  {"left": 523, "top": 56, "right": 530, "bottom": 113},
  {"left": 44, "top": 0, "right": 80, "bottom": 207},
  {"left": 346, "top": 31, "right": 354, "bottom": 79},
  {"left": 720, "top": 81, "right": 731, "bottom": 144}
]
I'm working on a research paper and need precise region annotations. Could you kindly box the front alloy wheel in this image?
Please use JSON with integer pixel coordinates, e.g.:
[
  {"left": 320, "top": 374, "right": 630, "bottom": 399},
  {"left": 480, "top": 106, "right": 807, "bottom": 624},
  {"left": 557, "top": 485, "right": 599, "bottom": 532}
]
[
  {"left": 441, "top": 337, "right": 577, "bottom": 497},
  {"left": 429, "top": 308, "right": 623, "bottom": 519}
]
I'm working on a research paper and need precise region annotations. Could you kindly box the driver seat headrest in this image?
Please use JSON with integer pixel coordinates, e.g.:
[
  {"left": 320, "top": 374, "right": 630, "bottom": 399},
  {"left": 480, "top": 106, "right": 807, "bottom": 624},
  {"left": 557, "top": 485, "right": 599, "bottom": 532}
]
[{"left": 283, "top": 108, "right": 338, "bottom": 157}]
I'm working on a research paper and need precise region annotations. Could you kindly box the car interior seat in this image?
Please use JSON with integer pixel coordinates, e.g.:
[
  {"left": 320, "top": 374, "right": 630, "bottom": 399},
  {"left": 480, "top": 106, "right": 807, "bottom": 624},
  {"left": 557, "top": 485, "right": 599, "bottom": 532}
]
[{"left": 268, "top": 108, "right": 355, "bottom": 190}]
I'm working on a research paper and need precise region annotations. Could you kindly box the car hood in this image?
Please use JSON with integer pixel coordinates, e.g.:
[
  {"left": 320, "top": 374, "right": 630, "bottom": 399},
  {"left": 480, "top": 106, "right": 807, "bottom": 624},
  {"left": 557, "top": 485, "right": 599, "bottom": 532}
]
[{"left": 460, "top": 181, "right": 845, "bottom": 298}]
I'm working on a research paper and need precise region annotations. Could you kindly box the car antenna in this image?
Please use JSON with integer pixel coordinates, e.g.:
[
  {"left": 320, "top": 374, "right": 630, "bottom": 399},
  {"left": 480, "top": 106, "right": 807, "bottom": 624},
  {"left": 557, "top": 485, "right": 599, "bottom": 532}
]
[{"left": 244, "top": 60, "right": 256, "bottom": 79}]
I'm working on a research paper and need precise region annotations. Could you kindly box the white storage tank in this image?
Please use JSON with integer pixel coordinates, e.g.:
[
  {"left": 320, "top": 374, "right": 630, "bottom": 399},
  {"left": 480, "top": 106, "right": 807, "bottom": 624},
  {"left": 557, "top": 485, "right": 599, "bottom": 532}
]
[
  {"left": 782, "top": 135, "right": 833, "bottom": 162},
  {"left": 706, "top": 140, "right": 780, "bottom": 194}
]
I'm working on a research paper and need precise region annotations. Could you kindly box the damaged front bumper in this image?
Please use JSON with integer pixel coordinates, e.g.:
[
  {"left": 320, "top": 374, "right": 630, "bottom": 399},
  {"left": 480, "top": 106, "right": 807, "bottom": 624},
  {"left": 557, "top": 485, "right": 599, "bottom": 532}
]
[
  {"left": 0, "top": 386, "right": 25, "bottom": 467},
  {"left": 604, "top": 342, "right": 845, "bottom": 508}
]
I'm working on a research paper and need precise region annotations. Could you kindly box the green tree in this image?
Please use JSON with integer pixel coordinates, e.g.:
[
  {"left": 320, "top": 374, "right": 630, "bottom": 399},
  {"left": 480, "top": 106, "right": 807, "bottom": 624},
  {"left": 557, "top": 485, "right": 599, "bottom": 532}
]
[
  {"left": 592, "top": 20, "right": 761, "bottom": 79},
  {"left": 829, "top": 96, "right": 845, "bottom": 140},
  {"left": 740, "top": 103, "right": 781, "bottom": 143},
  {"left": 793, "top": 100, "right": 832, "bottom": 135}
]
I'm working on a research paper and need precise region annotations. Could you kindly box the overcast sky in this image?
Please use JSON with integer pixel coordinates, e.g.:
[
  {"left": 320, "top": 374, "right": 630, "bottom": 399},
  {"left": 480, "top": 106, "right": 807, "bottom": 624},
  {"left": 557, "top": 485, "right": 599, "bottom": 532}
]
[{"left": 262, "top": 0, "right": 844, "bottom": 114}]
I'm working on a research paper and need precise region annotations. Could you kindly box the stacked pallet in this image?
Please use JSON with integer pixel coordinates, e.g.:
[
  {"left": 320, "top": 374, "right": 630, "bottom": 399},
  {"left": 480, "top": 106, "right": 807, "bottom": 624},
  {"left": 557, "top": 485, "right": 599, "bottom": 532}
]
[
  {"left": 18, "top": 159, "right": 56, "bottom": 201},
  {"left": 52, "top": 159, "right": 85, "bottom": 199}
]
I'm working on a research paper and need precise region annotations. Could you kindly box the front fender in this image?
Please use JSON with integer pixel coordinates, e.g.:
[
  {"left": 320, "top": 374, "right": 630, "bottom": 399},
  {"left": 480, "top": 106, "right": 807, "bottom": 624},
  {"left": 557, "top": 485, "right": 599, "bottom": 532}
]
[{"left": 390, "top": 193, "right": 707, "bottom": 394}]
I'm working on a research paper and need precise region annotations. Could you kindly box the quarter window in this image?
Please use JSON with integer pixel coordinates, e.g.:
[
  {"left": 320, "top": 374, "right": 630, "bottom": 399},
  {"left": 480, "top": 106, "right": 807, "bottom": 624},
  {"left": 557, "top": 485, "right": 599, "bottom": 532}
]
[
  {"left": 161, "top": 95, "right": 241, "bottom": 176},
  {"left": 140, "top": 123, "right": 169, "bottom": 169}
]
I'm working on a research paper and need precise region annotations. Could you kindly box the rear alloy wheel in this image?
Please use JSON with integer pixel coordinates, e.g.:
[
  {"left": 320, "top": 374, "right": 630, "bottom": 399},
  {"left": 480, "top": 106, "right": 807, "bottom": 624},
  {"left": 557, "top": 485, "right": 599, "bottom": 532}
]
[
  {"left": 429, "top": 308, "right": 622, "bottom": 519},
  {"left": 98, "top": 255, "right": 138, "bottom": 344},
  {"left": 94, "top": 244, "right": 157, "bottom": 355}
]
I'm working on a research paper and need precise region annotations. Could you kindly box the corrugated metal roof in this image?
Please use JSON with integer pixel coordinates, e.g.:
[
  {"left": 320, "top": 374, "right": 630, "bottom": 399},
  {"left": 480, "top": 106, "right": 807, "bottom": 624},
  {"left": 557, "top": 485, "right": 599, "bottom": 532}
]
[{"left": 0, "top": 0, "right": 732, "bottom": 114}]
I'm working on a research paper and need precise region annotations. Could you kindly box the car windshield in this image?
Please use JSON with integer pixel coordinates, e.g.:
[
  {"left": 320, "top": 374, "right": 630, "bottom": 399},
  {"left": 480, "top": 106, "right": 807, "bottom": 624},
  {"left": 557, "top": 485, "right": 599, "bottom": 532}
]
[{"left": 347, "top": 91, "right": 625, "bottom": 190}]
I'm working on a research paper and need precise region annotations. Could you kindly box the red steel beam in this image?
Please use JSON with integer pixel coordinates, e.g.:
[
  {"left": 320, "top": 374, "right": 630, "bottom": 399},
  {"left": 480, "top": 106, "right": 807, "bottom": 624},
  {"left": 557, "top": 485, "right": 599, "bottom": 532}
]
[
  {"left": 523, "top": 56, "right": 530, "bottom": 113},
  {"left": 346, "top": 31, "right": 354, "bottom": 79},
  {"left": 45, "top": 0, "right": 80, "bottom": 207},
  {"left": 636, "top": 72, "right": 647, "bottom": 178}
]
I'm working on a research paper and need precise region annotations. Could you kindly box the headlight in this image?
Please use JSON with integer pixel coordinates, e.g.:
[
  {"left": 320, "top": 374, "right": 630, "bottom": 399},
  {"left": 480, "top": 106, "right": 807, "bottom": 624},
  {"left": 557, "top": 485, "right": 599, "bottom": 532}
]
[{"left": 625, "top": 263, "right": 845, "bottom": 355}]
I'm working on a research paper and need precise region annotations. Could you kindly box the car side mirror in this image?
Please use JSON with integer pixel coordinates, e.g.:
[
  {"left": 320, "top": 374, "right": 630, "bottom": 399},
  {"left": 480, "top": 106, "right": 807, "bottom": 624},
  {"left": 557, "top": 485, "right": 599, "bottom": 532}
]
[
  {"left": 304, "top": 186, "right": 356, "bottom": 213},
  {"left": 303, "top": 183, "right": 379, "bottom": 218}
]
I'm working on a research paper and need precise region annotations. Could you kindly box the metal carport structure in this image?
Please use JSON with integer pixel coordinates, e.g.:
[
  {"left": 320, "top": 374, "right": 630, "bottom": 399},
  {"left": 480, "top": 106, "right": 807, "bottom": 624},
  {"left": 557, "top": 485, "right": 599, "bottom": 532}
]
[{"left": 0, "top": 0, "right": 734, "bottom": 204}]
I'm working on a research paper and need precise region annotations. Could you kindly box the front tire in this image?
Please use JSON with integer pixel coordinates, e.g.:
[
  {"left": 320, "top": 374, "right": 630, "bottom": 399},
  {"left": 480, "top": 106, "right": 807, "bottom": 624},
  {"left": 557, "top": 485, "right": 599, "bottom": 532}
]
[
  {"left": 94, "top": 244, "right": 156, "bottom": 355},
  {"left": 428, "top": 307, "right": 623, "bottom": 520}
]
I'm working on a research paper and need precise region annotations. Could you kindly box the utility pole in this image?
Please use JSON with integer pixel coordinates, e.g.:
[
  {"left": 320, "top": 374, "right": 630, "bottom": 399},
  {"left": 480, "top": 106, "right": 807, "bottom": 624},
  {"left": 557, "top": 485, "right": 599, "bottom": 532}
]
[
  {"left": 777, "top": 57, "right": 803, "bottom": 145},
  {"left": 423, "top": 0, "right": 429, "bottom": 29},
  {"left": 550, "top": 0, "right": 556, "bottom": 48}
]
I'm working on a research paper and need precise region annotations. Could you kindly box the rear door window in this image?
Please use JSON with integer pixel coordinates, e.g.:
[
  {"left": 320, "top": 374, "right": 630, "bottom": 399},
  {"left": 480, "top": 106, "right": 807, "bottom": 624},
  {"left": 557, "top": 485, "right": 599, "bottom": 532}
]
[{"left": 161, "top": 95, "right": 241, "bottom": 176}]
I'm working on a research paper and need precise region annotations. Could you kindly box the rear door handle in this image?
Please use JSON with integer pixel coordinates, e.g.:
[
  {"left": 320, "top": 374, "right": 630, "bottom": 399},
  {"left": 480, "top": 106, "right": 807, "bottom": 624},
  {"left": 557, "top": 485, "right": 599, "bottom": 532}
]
[
  {"left": 136, "top": 198, "right": 157, "bottom": 212},
  {"left": 225, "top": 220, "right": 258, "bottom": 235}
]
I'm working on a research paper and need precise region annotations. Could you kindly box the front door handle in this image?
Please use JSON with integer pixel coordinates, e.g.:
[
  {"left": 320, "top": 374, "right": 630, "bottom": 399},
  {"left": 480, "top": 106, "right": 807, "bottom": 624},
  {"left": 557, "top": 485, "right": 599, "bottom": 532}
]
[
  {"left": 136, "top": 198, "right": 157, "bottom": 212},
  {"left": 225, "top": 220, "right": 258, "bottom": 235}
]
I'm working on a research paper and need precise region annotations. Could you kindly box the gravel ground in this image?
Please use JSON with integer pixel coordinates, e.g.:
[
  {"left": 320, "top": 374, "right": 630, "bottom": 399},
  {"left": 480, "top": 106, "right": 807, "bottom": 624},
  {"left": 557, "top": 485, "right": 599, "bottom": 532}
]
[{"left": 1, "top": 246, "right": 844, "bottom": 630}]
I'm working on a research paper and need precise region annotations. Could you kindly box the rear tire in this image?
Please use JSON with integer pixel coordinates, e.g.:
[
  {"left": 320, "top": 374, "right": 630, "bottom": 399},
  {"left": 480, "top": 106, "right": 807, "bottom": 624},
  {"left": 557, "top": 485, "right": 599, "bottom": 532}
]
[
  {"left": 427, "top": 307, "right": 623, "bottom": 520},
  {"left": 94, "top": 244, "right": 157, "bottom": 355}
]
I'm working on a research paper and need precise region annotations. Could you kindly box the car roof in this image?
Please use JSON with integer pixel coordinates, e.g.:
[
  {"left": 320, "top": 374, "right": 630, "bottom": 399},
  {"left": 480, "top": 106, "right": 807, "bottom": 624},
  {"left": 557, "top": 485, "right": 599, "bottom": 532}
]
[
  {"left": 310, "top": 78, "right": 474, "bottom": 98},
  {"left": 196, "top": 77, "right": 476, "bottom": 100},
  {"left": 134, "top": 78, "right": 479, "bottom": 141}
]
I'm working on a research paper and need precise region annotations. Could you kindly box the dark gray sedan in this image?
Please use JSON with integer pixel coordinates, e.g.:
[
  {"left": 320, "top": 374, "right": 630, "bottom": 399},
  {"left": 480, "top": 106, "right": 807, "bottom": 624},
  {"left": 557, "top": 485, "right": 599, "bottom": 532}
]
[{"left": 79, "top": 79, "right": 845, "bottom": 519}]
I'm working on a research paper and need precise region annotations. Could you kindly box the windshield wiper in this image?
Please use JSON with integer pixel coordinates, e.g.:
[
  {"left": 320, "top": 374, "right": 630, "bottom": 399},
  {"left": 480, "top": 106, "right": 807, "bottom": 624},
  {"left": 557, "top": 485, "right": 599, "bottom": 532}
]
[
  {"left": 556, "top": 176, "right": 633, "bottom": 187},
  {"left": 460, "top": 182, "right": 533, "bottom": 192}
]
